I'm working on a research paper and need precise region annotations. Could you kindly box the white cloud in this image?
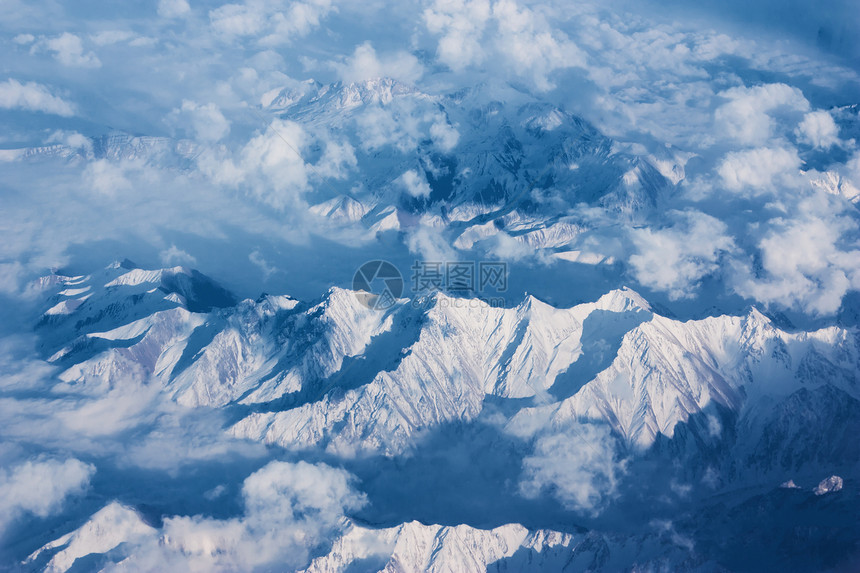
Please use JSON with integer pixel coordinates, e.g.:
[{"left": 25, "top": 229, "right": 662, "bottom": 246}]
[
  {"left": 423, "top": 0, "right": 584, "bottom": 90},
  {"left": 714, "top": 83, "right": 809, "bottom": 146},
  {"left": 84, "top": 159, "right": 136, "bottom": 196},
  {"left": 629, "top": 210, "right": 736, "bottom": 299},
  {"left": 491, "top": 0, "right": 585, "bottom": 91},
  {"left": 424, "top": 0, "right": 491, "bottom": 70},
  {"left": 210, "top": 3, "right": 265, "bottom": 37},
  {"left": 100, "top": 461, "right": 365, "bottom": 571},
  {"left": 249, "top": 250, "right": 277, "bottom": 279},
  {"left": 129, "top": 36, "right": 159, "bottom": 47},
  {"left": 796, "top": 110, "right": 840, "bottom": 149},
  {"left": 336, "top": 42, "right": 423, "bottom": 85},
  {"left": 160, "top": 245, "right": 197, "bottom": 266},
  {"left": 486, "top": 231, "right": 535, "bottom": 262},
  {"left": 198, "top": 119, "right": 311, "bottom": 209},
  {"left": 46, "top": 130, "right": 94, "bottom": 152},
  {"left": 315, "top": 139, "right": 357, "bottom": 179},
  {"left": 717, "top": 146, "right": 801, "bottom": 192},
  {"left": 520, "top": 424, "right": 625, "bottom": 516},
  {"left": 174, "top": 100, "right": 231, "bottom": 142},
  {"left": 844, "top": 151, "right": 860, "bottom": 197},
  {"left": 406, "top": 224, "right": 458, "bottom": 263},
  {"left": 90, "top": 30, "right": 136, "bottom": 46},
  {"left": 354, "top": 104, "right": 423, "bottom": 152},
  {"left": 397, "top": 169, "right": 432, "bottom": 198},
  {"left": 265, "top": 0, "right": 334, "bottom": 44},
  {"left": 0, "top": 458, "right": 94, "bottom": 531},
  {"left": 237, "top": 119, "right": 310, "bottom": 208},
  {"left": 158, "top": 0, "right": 191, "bottom": 18},
  {"left": 209, "top": 0, "right": 333, "bottom": 44},
  {"left": 0, "top": 79, "right": 75, "bottom": 116},
  {"left": 13, "top": 33, "right": 35, "bottom": 45},
  {"left": 41, "top": 33, "right": 101, "bottom": 68},
  {"left": 430, "top": 119, "right": 460, "bottom": 152},
  {"left": 731, "top": 197, "right": 860, "bottom": 315}
]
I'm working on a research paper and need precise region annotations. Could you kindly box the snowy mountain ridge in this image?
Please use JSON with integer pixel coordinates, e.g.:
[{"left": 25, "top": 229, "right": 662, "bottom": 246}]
[{"left": 35, "top": 261, "right": 860, "bottom": 478}]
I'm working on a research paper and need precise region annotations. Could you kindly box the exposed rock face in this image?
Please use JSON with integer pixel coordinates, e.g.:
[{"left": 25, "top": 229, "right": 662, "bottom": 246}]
[{"left": 814, "top": 475, "right": 844, "bottom": 495}]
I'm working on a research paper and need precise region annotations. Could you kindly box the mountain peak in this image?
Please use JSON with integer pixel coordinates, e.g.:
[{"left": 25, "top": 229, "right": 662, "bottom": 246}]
[{"left": 594, "top": 287, "right": 652, "bottom": 313}]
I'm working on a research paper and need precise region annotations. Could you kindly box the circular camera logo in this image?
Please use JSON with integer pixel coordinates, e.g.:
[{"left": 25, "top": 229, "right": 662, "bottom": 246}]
[{"left": 352, "top": 260, "right": 403, "bottom": 310}]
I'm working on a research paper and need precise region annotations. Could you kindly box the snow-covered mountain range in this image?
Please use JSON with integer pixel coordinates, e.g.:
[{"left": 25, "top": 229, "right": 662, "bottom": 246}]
[{"left": 17, "top": 259, "right": 859, "bottom": 571}]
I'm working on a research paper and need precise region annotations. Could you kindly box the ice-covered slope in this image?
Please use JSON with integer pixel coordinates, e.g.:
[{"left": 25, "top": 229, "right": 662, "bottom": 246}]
[
  {"left": 230, "top": 288, "right": 652, "bottom": 455},
  {"left": 24, "top": 502, "right": 155, "bottom": 573},
  {"left": 509, "top": 308, "right": 860, "bottom": 450}
]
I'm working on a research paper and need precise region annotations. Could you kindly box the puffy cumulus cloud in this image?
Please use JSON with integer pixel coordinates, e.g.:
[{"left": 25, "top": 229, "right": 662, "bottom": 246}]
[
  {"left": 520, "top": 424, "right": 625, "bottom": 517},
  {"left": 315, "top": 139, "right": 358, "bottom": 179},
  {"left": 731, "top": 197, "right": 860, "bottom": 315},
  {"left": 198, "top": 119, "right": 310, "bottom": 209},
  {"left": 714, "top": 83, "right": 809, "bottom": 146},
  {"left": 99, "top": 461, "right": 365, "bottom": 571},
  {"left": 267, "top": 0, "right": 335, "bottom": 43},
  {"left": 397, "top": 169, "right": 432, "bottom": 198},
  {"left": 0, "top": 457, "right": 95, "bottom": 531},
  {"left": 12, "top": 33, "right": 35, "bottom": 45},
  {"left": 158, "top": 0, "right": 191, "bottom": 18},
  {"left": 350, "top": 97, "right": 457, "bottom": 156},
  {"left": 172, "top": 100, "right": 231, "bottom": 142},
  {"left": 628, "top": 210, "right": 736, "bottom": 299},
  {"left": 491, "top": 0, "right": 585, "bottom": 91},
  {"left": 796, "top": 110, "right": 841, "bottom": 149},
  {"left": 240, "top": 461, "right": 364, "bottom": 533},
  {"left": 46, "top": 130, "right": 92, "bottom": 151},
  {"left": 717, "top": 146, "right": 802, "bottom": 193},
  {"left": 194, "top": 117, "right": 355, "bottom": 210},
  {"left": 209, "top": 2, "right": 266, "bottom": 37},
  {"left": 39, "top": 33, "right": 101, "bottom": 68},
  {"left": 335, "top": 42, "right": 423, "bottom": 85},
  {"left": 484, "top": 231, "right": 536, "bottom": 262},
  {"left": 429, "top": 118, "right": 460, "bottom": 152},
  {"left": 423, "top": 0, "right": 583, "bottom": 90},
  {"left": 209, "top": 0, "right": 334, "bottom": 45},
  {"left": 160, "top": 245, "right": 197, "bottom": 266},
  {"left": 354, "top": 103, "right": 423, "bottom": 152},
  {"left": 0, "top": 79, "right": 75, "bottom": 116},
  {"left": 406, "top": 224, "right": 459, "bottom": 263},
  {"left": 424, "top": 0, "right": 492, "bottom": 70},
  {"left": 84, "top": 159, "right": 141, "bottom": 196}
]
